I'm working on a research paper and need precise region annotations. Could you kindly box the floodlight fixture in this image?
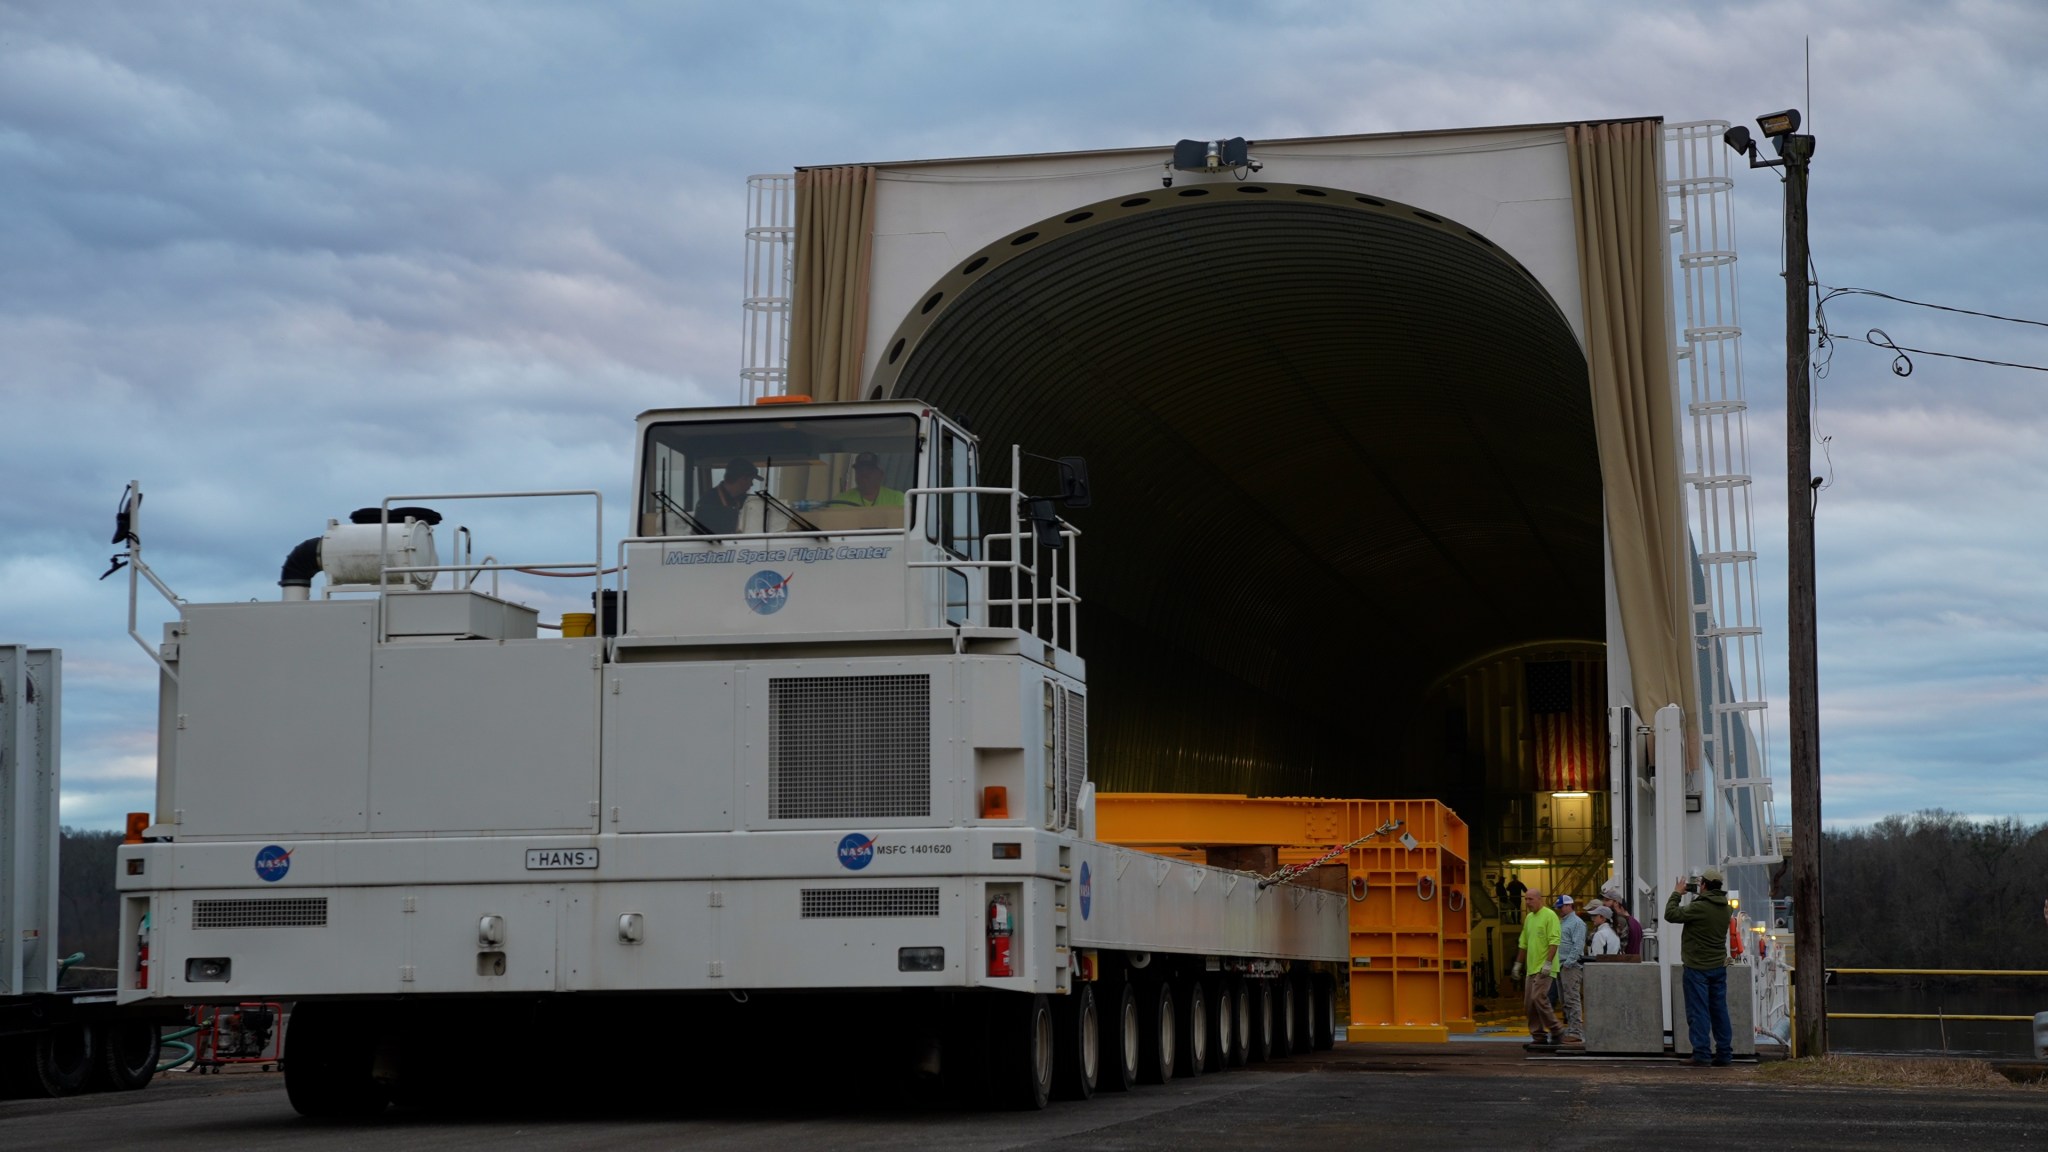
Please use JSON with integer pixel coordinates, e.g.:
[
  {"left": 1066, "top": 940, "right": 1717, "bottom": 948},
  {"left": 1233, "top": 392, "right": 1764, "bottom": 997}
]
[
  {"left": 1168, "top": 136, "right": 1264, "bottom": 181},
  {"left": 1756, "top": 109, "right": 1802, "bottom": 138}
]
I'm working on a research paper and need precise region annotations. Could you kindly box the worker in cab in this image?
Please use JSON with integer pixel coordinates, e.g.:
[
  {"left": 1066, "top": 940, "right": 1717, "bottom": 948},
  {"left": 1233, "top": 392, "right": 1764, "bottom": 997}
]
[
  {"left": 833, "top": 451, "right": 904, "bottom": 507},
  {"left": 694, "top": 458, "right": 759, "bottom": 534}
]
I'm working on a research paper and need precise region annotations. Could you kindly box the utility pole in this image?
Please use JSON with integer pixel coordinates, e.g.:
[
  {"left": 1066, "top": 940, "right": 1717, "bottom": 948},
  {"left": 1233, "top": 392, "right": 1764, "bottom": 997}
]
[
  {"left": 1724, "top": 110, "right": 1823, "bottom": 1056},
  {"left": 1779, "top": 129, "right": 1826, "bottom": 1059}
]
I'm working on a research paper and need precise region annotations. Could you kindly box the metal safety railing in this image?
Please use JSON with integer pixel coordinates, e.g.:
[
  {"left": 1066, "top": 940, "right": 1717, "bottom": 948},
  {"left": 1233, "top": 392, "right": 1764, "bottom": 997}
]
[
  {"left": 905, "top": 444, "right": 1081, "bottom": 653},
  {"left": 1823, "top": 967, "right": 2048, "bottom": 1024},
  {"left": 1785, "top": 966, "right": 2048, "bottom": 1057},
  {"left": 373, "top": 490, "right": 605, "bottom": 641}
]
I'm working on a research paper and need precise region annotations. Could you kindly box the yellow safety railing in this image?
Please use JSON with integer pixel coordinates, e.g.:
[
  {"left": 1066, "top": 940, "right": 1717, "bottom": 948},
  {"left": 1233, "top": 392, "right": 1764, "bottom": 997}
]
[{"left": 1817, "top": 968, "right": 2048, "bottom": 1034}]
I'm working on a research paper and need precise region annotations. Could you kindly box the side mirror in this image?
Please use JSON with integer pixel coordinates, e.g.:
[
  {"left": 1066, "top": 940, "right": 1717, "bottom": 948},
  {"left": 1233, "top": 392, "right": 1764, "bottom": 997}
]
[
  {"left": 1027, "top": 498, "right": 1065, "bottom": 551},
  {"left": 1056, "top": 456, "right": 1091, "bottom": 509}
]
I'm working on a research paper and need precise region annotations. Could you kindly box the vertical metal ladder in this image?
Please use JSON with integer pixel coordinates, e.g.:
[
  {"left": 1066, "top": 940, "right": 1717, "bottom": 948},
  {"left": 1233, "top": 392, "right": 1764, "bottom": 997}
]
[
  {"left": 1665, "top": 121, "right": 1782, "bottom": 868},
  {"left": 740, "top": 174, "right": 794, "bottom": 403}
]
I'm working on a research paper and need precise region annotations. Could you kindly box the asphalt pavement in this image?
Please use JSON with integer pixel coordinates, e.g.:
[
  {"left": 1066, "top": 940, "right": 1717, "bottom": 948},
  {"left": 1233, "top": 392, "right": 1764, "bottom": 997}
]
[{"left": 5, "top": 1045, "right": 2044, "bottom": 1151}]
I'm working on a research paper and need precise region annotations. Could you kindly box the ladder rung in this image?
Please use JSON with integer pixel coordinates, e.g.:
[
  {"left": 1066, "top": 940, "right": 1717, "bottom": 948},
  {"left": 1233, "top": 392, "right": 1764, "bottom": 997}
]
[
  {"left": 1698, "top": 550, "right": 1758, "bottom": 564},
  {"left": 1685, "top": 325, "right": 1741, "bottom": 342},
  {"left": 1711, "top": 700, "right": 1768, "bottom": 713},
  {"left": 1687, "top": 475, "right": 1752, "bottom": 489},
  {"left": 1703, "top": 626, "right": 1763, "bottom": 638},
  {"left": 1689, "top": 400, "right": 1748, "bottom": 415}
]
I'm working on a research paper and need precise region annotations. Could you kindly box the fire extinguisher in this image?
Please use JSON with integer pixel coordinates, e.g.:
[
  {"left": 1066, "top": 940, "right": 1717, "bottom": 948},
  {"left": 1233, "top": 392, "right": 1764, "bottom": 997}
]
[{"left": 987, "top": 894, "right": 1014, "bottom": 978}]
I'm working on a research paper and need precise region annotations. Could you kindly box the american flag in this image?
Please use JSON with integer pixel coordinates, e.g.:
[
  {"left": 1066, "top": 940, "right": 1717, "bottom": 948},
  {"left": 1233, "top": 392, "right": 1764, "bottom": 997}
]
[{"left": 1525, "top": 660, "right": 1607, "bottom": 792}]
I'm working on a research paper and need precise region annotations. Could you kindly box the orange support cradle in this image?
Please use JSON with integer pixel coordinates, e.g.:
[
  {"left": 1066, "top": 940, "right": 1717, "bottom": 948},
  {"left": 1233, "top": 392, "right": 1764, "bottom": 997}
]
[{"left": 1095, "top": 794, "right": 1473, "bottom": 1042}]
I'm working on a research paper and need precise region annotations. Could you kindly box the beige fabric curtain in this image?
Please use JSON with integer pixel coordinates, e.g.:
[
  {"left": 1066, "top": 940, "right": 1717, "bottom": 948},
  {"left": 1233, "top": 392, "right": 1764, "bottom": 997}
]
[
  {"left": 789, "top": 165, "right": 877, "bottom": 403},
  {"left": 1566, "top": 120, "right": 1701, "bottom": 772}
]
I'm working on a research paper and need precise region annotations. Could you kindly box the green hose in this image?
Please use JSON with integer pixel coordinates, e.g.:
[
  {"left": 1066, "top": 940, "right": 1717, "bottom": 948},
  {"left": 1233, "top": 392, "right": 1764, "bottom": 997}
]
[{"left": 157, "top": 1025, "right": 201, "bottom": 1073}]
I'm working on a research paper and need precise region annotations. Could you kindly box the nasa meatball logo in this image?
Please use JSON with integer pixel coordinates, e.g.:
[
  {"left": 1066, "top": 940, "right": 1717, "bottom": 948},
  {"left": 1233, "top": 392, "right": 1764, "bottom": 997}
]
[
  {"left": 253, "top": 844, "right": 293, "bottom": 883},
  {"left": 1079, "top": 861, "right": 1092, "bottom": 920},
  {"left": 743, "top": 570, "right": 792, "bottom": 615},
  {"left": 837, "top": 833, "right": 876, "bottom": 870}
]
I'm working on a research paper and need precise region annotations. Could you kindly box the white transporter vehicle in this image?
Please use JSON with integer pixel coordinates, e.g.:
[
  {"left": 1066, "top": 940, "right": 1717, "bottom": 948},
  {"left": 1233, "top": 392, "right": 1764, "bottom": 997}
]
[{"left": 114, "top": 399, "right": 1346, "bottom": 1113}]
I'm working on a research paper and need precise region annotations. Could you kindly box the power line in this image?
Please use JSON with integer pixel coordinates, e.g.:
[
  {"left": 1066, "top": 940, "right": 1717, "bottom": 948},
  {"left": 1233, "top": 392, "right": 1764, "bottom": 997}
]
[
  {"left": 1828, "top": 329, "right": 2048, "bottom": 375},
  {"left": 1817, "top": 285, "right": 2048, "bottom": 330}
]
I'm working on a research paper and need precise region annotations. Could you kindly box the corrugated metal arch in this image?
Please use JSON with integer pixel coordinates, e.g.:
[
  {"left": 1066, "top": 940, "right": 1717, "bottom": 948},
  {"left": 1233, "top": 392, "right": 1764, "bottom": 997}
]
[{"left": 881, "top": 185, "right": 1603, "bottom": 798}]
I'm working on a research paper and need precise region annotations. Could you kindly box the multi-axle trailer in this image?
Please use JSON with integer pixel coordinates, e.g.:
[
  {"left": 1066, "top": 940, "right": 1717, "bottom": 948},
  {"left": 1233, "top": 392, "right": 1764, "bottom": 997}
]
[{"left": 113, "top": 399, "right": 1347, "bottom": 1112}]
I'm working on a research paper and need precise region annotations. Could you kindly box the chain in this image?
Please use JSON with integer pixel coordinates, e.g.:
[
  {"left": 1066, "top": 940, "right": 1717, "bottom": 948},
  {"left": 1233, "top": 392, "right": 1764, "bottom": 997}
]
[{"left": 1255, "top": 818, "right": 1405, "bottom": 889}]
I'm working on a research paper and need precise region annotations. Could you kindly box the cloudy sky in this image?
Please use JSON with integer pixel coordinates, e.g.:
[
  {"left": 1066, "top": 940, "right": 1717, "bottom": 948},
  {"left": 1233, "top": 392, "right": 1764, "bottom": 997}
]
[{"left": 2, "top": 1, "right": 2042, "bottom": 831}]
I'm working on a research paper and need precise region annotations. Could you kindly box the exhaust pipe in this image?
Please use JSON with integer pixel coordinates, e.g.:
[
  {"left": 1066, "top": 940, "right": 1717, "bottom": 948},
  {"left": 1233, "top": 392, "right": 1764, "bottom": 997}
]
[{"left": 278, "top": 537, "right": 322, "bottom": 601}]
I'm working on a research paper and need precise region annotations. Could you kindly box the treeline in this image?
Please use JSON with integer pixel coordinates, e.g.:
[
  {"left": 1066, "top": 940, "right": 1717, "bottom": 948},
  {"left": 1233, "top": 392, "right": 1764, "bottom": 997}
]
[
  {"left": 1821, "top": 810, "right": 2048, "bottom": 971},
  {"left": 59, "top": 828, "right": 123, "bottom": 969}
]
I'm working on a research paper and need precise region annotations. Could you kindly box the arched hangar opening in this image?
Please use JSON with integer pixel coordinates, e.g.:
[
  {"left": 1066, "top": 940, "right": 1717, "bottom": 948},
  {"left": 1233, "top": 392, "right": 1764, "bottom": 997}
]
[{"left": 870, "top": 184, "right": 1611, "bottom": 838}]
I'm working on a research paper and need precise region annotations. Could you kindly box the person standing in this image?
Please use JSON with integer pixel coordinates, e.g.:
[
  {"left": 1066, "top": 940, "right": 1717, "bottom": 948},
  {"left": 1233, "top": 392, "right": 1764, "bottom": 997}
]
[
  {"left": 1587, "top": 903, "right": 1622, "bottom": 957},
  {"left": 1664, "top": 867, "right": 1735, "bottom": 1066},
  {"left": 1504, "top": 874, "right": 1528, "bottom": 925},
  {"left": 1512, "top": 887, "right": 1561, "bottom": 1045},
  {"left": 1607, "top": 895, "right": 1644, "bottom": 958},
  {"left": 1554, "top": 895, "right": 1587, "bottom": 1045}
]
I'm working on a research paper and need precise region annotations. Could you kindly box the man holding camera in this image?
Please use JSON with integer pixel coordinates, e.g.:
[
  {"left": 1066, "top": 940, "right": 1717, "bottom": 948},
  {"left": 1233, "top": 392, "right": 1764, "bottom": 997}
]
[{"left": 1665, "top": 867, "right": 1735, "bottom": 1066}]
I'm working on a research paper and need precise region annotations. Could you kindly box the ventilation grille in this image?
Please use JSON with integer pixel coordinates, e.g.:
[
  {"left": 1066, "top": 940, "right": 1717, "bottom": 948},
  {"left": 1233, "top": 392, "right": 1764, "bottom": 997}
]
[
  {"left": 800, "top": 887, "right": 942, "bottom": 919},
  {"left": 770, "top": 675, "right": 931, "bottom": 820},
  {"left": 191, "top": 897, "right": 329, "bottom": 929},
  {"left": 1063, "top": 688, "right": 1088, "bottom": 829}
]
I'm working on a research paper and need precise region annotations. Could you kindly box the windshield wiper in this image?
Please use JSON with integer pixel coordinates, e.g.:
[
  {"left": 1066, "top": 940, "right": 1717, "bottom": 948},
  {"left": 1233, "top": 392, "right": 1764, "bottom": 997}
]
[
  {"left": 751, "top": 455, "right": 821, "bottom": 532},
  {"left": 651, "top": 489, "right": 712, "bottom": 536}
]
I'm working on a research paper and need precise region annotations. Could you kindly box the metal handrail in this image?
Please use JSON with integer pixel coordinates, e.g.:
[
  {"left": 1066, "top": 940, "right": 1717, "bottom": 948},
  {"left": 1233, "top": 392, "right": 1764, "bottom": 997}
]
[
  {"left": 1827, "top": 968, "right": 2048, "bottom": 977},
  {"left": 375, "top": 490, "right": 603, "bottom": 643},
  {"left": 1829, "top": 1013, "right": 2035, "bottom": 1022},
  {"left": 1818, "top": 968, "right": 2048, "bottom": 1038}
]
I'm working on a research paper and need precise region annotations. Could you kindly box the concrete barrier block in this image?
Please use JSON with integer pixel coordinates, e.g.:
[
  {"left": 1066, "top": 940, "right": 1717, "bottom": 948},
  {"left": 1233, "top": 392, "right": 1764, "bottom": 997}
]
[
  {"left": 1583, "top": 962, "right": 1665, "bottom": 1054},
  {"left": 1670, "top": 964, "right": 1756, "bottom": 1057}
]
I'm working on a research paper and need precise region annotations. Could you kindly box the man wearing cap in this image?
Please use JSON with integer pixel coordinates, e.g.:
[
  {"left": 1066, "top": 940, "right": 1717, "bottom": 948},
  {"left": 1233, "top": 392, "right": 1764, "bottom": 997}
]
[
  {"left": 833, "top": 452, "right": 904, "bottom": 507},
  {"left": 1512, "top": 886, "right": 1562, "bottom": 1046},
  {"left": 1665, "top": 867, "right": 1736, "bottom": 1066},
  {"left": 694, "top": 458, "right": 759, "bottom": 535},
  {"left": 1554, "top": 895, "right": 1587, "bottom": 1045}
]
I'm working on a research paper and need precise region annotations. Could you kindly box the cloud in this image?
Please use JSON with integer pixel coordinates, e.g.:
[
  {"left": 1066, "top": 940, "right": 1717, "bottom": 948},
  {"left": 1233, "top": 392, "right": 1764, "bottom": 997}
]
[{"left": 3, "top": 0, "right": 2044, "bottom": 829}]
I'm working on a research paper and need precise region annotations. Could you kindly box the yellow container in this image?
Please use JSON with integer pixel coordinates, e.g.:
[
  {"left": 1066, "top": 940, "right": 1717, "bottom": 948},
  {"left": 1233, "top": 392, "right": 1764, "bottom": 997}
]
[{"left": 560, "top": 612, "right": 597, "bottom": 638}]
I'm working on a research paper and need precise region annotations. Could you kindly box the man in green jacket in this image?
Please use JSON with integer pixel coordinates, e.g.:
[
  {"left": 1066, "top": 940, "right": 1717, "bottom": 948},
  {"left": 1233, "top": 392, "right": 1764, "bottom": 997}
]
[
  {"left": 1664, "top": 866, "right": 1735, "bottom": 1066},
  {"left": 1513, "top": 886, "right": 1562, "bottom": 1045}
]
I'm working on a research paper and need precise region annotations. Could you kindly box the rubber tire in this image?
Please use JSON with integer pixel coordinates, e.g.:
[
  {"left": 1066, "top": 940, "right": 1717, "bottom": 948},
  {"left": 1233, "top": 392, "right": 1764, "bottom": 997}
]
[
  {"left": 1204, "top": 978, "right": 1234, "bottom": 1072},
  {"left": 1311, "top": 972, "right": 1337, "bottom": 1050},
  {"left": 1098, "top": 981, "right": 1141, "bottom": 1093},
  {"left": 92, "top": 1021, "right": 160, "bottom": 1091},
  {"left": 1174, "top": 977, "right": 1207, "bottom": 1077},
  {"left": 1137, "top": 980, "right": 1176, "bottom": 1085},
  {"left": 1052, "top": 983, "right": 1099, "bottom": 1101},
  {"left": 1273, "top": 978, "right": 1298, "bottom": 1058},
  {"left": 284, "top": 1002, "right": 389, "bottom": 1119},
  {"left": 1290, "top": 973, "right": 1314, "bottom": 1054},
  {"left": 1245, "top": 981, "right": 1272, "bottom": 1063},
  {"left": 20, "top": 1022, "right": 95, "bottom": 1098},
  {"left": 1227, "top": 978, "right": 1251, "bottom": 1067},
  {"left": 994, "top": 993, "right": 1054, "bottom": 1111}
]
